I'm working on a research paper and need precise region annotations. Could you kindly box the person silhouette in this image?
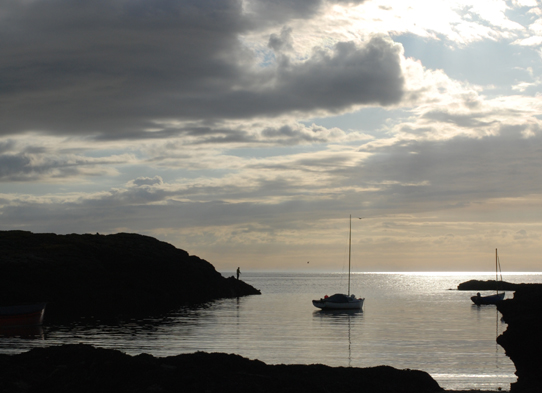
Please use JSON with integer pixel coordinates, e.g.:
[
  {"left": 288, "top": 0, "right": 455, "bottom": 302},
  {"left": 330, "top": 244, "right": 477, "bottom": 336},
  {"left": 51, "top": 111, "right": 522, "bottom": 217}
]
[{"left": 236, "top": 267, "right": 241, "bottom": 280}]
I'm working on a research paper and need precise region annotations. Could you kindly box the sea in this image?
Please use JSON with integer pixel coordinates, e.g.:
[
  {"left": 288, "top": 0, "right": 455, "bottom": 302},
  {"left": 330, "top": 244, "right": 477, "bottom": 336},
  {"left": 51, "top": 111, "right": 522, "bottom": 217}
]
[{"left": 2, "top": 272, "right": 541, "bottom": 391}]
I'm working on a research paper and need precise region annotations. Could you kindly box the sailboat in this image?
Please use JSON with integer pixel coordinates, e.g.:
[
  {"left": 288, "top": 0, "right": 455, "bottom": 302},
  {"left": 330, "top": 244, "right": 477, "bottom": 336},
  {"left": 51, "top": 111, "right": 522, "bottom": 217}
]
[
  {"left": 471, "top": 248, "right": 505, "bottom": 305},
  {"left": 312, "top": 215, "right": 365, "bottom": 310}
]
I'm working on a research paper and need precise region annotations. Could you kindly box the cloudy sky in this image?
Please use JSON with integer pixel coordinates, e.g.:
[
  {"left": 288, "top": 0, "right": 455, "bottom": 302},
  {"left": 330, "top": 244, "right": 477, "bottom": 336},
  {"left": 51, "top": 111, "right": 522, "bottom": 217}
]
[{"left": 1, "top": 0, "right": 542, "bottom": 271}]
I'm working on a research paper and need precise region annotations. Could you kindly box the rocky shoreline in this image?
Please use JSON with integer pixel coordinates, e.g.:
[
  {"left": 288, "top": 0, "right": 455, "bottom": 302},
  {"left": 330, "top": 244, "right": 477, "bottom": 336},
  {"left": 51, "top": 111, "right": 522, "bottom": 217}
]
[
  {"left": 458, "top": 279, "right": 542, "bottom": 392},
  {"left": 0, "top": 230, "right": 260, "bottom": 323},
  {"left": 457, "top": 280, "right": 538, "bottom": 291},
  {"left": 496, "top": 285, "right": 542, "bottom": 393},
  {"left": 0, "top": 344, "right": 444, "bottom": 393}
]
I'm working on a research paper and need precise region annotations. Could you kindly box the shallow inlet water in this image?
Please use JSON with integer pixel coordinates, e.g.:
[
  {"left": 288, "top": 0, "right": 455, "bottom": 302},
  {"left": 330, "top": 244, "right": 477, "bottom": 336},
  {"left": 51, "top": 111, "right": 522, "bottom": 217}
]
[{"left": 2, "top": 272, "right": 541, "bottom": 391}]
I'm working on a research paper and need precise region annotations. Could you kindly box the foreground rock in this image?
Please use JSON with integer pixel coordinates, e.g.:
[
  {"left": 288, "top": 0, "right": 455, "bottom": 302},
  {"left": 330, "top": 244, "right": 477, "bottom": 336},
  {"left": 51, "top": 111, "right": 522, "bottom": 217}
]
[
  {"left": 497, "top": 285, "right": 542, "bottom": 392},
  {"left": 0, "top": 231, "right": 260, "bottom": 322},
  {"left": 0, "top": 344, "right": 443, "bottom": 393}
]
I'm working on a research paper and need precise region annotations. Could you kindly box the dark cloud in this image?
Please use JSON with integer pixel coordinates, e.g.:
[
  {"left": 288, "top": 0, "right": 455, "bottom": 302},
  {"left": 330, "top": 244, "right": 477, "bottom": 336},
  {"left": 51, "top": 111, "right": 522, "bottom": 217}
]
[
  {"left": 260, "top": 123, "right": 341, "bottom": 145},
  {"left": 268, "top": 27, "right": 294, "bottom": 53},
  {"left": 0, "top": 155, "right": 33, "bottom": 181},
  {"left": 273, "top": 37, "right": 404, "bottom": 110},
  {"left": 0, "top": 0, "right": 248, "bottom": 135},
  {"left": 0, "top": 151, "right": 126, "bottom": 182},
  {"left": 354, "top": 131, "right": 542, "bottom": 210},
  {"left": 130, "top": 176, "right": 164, "bottom": 187},
  {"left": 175, "top": 37, "right": 404, "bottom": 120},
  {"left": 0, "top": 153, "right": 84, "bottom": 182},
  {"left": 0, "top": 0, "right": 403, "bottom": 139},
  {"left": 262, "top": 125, "right": 323, "bottom": 142}
]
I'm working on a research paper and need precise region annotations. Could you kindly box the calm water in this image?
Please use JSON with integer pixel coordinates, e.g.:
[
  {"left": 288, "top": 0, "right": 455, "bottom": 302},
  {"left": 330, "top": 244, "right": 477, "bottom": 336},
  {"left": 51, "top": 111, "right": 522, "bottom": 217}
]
[{"left": 2, "top": 272, "right": 542, "bottom": 391}]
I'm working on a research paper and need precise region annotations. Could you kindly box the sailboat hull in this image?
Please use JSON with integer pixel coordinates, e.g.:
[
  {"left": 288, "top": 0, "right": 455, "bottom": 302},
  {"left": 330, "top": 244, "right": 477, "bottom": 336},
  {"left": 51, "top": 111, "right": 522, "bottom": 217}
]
[
  {"left": 471, "top": 292, "right": 505, "bottom": 305},
  {"left": 312, "top": 295, "right": 364, "bottom": 310}
]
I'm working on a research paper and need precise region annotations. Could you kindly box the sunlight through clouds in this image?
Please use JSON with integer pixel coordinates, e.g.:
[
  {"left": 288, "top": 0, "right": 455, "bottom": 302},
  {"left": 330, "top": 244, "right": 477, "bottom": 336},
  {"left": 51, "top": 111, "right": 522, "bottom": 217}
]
[{"left": 1, "top": 0, "right": 542, "bottom": 270}]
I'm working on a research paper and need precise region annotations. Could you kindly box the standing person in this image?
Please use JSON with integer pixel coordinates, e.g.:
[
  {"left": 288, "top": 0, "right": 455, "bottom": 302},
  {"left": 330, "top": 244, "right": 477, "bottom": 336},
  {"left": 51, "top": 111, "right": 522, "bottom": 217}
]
[{"left": 236, "top": 267, "right": 241, "bottom": 280}]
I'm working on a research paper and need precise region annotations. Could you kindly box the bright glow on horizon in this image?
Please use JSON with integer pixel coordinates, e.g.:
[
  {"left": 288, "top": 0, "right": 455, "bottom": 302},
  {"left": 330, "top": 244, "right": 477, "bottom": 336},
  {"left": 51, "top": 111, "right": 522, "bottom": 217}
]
[{"left": 221, "top": 271, "right": 542, "bottom": 276}]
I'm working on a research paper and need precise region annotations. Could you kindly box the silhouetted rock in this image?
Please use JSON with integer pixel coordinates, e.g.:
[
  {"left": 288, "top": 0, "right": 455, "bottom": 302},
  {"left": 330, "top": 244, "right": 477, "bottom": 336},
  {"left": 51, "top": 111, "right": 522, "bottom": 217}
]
[
  {"left": 457, "top": 280, "right": 529, "bottom": 291},
  {"left": 0, "top": 231, "right": 260, "bottom": 322},
  {"left": 497, "top": 285, "right": 542, "bottom": 392},
  {"left": 0, "top": 344, "right": 444, "bottom": 393}
]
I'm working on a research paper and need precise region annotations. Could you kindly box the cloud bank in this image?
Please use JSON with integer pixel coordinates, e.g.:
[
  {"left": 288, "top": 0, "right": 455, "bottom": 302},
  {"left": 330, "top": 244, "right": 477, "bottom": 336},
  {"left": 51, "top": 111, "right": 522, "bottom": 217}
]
[{"left": 1, "top": 0, "right": 542, "bottom": 271}]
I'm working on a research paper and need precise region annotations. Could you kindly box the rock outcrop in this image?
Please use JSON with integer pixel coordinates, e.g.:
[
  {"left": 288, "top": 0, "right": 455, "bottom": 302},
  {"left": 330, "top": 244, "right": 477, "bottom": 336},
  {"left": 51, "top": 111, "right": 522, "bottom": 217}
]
[
  {"left": 497, "top": 285, "right": 542, "bottom": 393},
  {"left": 0, "top": 344, "right": 444, "bottom": 393},
  {"left": 457, "top": 280, "right": 532, "bottom": 291},
  {"left": 0, "top": 230, "right": 260, "bottom": 323}
]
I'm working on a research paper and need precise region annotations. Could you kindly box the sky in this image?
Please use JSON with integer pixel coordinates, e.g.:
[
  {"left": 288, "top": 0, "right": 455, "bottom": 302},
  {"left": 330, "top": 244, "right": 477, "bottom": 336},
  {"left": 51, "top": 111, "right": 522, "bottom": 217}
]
[{"left": 1, "top": 0, "right": 542, "bottom": 272}]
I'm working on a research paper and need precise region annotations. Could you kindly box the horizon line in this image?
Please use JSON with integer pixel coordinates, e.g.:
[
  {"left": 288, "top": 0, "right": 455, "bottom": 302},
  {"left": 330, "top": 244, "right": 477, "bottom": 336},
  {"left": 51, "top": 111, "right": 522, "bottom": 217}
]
[{"left": 220, "top": 270, "right": 542, "bottom": 275}]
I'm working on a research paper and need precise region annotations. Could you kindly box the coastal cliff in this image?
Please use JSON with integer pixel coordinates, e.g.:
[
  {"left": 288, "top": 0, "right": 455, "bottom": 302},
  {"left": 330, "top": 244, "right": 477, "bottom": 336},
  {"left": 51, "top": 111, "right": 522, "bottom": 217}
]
[
  {"left": 496, "top": 285, "right": 542, "bottom": 393},
  {"left": 458, "top": 279, "right": 542, "bottom": 392},
  {"left": 0, "top": 344, "right": 444, "bottom": 393},
  {"left": 0, "top": 230, "right": 260, "bottom": 322}
]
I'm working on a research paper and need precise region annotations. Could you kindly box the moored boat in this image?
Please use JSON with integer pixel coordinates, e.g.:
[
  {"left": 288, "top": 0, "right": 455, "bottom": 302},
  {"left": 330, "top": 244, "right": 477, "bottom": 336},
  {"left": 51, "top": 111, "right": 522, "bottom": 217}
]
[
  {"left": 0, "top": 303, "right": 46, "bottom": 327},
  {"left": 471, "top": 249, "right": 505, "bottom": 305},
  {"left": 471, "top": 292, "right": 505, "bottom": 305},
  {"left": 312, "top": 293, "right": 364, "bottom": 310},
  {"left": 312, "top": 215, "right": 365, "bottom": 311}
]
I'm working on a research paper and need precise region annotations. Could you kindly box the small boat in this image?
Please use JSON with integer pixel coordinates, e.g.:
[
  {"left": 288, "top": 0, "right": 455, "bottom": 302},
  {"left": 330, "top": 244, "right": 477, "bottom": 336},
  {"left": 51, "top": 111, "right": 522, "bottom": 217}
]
[
  {"left": 0, "top": 303, "right": 46, "bottom": 327},
  {"left": 313, "top": 215, "right": 364, "bottom": 310},
  {"left": 471, "top": 249, "right": 505, "bottom": 305},
  {"left": 471, "top": 292, "right": 505, "bottom": 305}
]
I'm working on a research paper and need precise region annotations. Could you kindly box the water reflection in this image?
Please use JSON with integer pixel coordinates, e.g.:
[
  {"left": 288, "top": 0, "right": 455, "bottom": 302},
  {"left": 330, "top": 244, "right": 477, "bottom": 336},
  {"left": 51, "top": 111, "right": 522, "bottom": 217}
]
[
  {"left": 313, "top": 309, "right": 363, "bottom": 366},
  {"left": 313, "top": 309, "right": 363, "bottom": 318}
]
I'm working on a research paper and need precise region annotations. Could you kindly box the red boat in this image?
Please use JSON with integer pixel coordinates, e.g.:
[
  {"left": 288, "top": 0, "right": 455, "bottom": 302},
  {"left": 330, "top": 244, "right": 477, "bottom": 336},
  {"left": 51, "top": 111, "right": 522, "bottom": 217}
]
[{"left": 0, "top": 303, "right": 46, "bottom": 327}]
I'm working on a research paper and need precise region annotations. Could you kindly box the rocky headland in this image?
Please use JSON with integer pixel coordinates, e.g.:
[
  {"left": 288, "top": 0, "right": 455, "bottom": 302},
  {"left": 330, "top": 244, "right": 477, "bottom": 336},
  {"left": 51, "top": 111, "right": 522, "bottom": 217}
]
[
  {"left": 0, "top": 230, "right": 260, "bottom": 323},
  {"left": 457, "top": 280, "right": 532, "bottom": 291},
  {"left": 0, "top": 344, "right": 444, "bottom": 393},
  {"left": 457, "top": 280, "right": 537, "bottom": 291},
  {"left": 496, "top": 285, "right": 542, "bottom": 393},
  {"left": 459, "top": 279, "right": 542, "bottom": 392}
]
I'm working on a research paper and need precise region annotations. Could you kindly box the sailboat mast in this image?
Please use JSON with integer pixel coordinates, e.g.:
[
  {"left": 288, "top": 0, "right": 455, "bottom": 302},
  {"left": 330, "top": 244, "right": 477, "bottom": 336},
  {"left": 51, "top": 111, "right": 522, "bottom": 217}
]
[
  {"left": 495, "top": 249, "right": 499, "bottom": 295},
  {"left": 348, "top": 214, "right": 352, "bottom": 296}
]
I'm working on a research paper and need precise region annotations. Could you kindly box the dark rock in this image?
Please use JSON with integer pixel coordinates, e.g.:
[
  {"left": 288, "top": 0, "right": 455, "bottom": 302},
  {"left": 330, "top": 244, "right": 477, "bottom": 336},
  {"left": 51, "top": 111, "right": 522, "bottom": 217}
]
[
  {"left": 457, "top": 280, "right": 530, "bottom": 291},
  {"left": 0, "top": 230, "right": 260, "bottom": 322},
  {"left": 497, "top": 284, "right": 542, "bottom": 392},
  {"left": 0, "top": 344, "right": 444, "bottom": 393}
]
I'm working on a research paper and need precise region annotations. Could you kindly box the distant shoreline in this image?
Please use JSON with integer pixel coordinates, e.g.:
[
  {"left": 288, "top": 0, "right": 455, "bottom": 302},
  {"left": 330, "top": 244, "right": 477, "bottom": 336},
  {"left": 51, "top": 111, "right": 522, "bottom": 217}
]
[
  {"left": 222, "top": 270, "right": 542, "bottom": 275},
  {"left": 457, "top": 279, "right": 541, "bottom": 291}
]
